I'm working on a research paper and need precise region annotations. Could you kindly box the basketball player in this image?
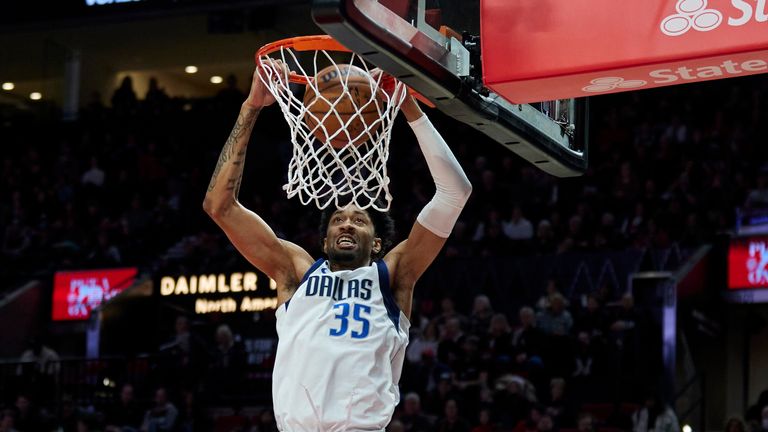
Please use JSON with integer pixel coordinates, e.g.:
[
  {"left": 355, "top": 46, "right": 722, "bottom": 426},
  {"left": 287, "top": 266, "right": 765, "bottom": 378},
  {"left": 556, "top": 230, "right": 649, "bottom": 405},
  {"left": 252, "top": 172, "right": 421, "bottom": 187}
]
[{"left": 203, "top": 65, "right": 472, "bottom": 431}]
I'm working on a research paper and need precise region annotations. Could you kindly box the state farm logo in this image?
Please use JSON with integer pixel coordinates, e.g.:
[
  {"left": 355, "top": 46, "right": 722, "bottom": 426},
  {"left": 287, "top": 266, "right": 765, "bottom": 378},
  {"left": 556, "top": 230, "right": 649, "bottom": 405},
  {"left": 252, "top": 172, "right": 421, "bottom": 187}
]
[
  {"left": 661, "top": 0, "right": 723, "bottom": 36},
  {"left": 582, "top": 77, "right": 647, "bottom": 93},
  {"left": 661, "top": 0, "right": 768, "bottom": 36}
]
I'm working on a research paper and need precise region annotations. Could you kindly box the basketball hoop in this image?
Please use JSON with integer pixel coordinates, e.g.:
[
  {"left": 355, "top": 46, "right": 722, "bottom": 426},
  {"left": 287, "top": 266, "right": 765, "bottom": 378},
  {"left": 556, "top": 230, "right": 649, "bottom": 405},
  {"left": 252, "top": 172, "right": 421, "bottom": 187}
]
[{"left": 256, "top": 35, "right": 408, "bottom": 211}]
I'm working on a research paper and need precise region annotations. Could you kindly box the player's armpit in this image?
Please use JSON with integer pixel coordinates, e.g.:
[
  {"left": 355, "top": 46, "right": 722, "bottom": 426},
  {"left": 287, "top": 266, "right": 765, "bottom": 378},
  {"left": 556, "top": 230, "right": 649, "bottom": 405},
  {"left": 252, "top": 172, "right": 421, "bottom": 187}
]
[{"left": 384, "top": 221, "right": 448, "bottom": 315}]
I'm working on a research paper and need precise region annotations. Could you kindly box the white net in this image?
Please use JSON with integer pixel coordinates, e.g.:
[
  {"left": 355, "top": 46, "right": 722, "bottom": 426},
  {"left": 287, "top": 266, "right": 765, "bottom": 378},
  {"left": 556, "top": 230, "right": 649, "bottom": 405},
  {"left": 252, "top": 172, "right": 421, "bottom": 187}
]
[{"left": 258, "top": 40, "right": 407, "bottom": 211}]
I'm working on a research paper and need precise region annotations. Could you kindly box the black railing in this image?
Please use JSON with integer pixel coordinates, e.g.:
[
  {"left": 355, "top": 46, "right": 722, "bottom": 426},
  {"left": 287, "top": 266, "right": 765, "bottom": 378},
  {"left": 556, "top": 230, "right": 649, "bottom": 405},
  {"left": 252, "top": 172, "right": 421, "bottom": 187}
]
[{"left": 0, "top": 355, "right": 273, "bottom": 410}]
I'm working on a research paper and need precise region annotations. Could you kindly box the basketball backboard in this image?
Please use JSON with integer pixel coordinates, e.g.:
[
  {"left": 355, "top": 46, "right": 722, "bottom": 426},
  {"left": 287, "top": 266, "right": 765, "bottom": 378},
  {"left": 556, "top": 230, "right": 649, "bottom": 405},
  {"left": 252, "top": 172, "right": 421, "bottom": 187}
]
[{"left": 311, "top": 0, "right": 589, "bottom": 177}]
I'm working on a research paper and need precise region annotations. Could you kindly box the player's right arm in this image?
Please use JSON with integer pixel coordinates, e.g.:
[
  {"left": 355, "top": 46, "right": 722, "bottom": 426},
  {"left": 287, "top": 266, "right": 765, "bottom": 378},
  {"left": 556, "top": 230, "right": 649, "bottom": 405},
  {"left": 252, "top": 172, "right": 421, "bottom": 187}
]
[{"left": 203, "top": 67, "right": 313, "bottom": 305}]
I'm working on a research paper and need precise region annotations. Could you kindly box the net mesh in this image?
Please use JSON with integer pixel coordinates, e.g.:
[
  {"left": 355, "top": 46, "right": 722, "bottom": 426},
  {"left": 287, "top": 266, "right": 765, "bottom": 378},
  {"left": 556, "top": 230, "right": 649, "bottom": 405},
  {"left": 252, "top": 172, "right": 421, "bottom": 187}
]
[{"left": 258, "top": 43, "right": 407, "bottom": 211}]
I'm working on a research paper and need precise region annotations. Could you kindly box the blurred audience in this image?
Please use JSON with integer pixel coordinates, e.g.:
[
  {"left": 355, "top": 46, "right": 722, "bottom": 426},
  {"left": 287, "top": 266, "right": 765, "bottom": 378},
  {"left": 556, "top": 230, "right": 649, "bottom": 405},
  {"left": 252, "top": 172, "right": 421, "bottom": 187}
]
[{"left": 1, "top": 67, "right": 765, "bottom": 432}]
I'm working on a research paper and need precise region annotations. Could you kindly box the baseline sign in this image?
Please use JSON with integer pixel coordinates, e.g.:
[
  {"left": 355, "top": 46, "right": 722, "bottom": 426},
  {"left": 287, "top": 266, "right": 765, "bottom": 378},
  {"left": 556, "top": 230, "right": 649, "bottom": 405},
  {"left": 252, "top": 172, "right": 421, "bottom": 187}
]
[
  {"left": 482, "top": 0, "right": 768, "bottom": 103},
  {"left": 158, "top": 272, "right": 277, "bottom": 315}
]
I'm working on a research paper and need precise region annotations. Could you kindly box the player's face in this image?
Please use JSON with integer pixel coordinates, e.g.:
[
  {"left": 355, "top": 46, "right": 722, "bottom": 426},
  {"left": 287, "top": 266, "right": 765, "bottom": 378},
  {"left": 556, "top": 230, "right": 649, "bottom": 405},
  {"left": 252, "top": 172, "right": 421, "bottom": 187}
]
[{"left": 323, "top": 205, "right": 381, "bottom": 267}]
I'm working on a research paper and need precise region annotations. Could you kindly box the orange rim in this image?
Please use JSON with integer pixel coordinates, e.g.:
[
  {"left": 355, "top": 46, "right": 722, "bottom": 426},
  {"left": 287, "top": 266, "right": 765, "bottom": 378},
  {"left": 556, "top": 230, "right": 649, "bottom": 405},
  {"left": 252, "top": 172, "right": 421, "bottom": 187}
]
[
  {"left": 255, "top": 34, "right": 436, "bottom": 108},
  {"left": 256, "top": 35, "right": 352, "bottom": 85}
]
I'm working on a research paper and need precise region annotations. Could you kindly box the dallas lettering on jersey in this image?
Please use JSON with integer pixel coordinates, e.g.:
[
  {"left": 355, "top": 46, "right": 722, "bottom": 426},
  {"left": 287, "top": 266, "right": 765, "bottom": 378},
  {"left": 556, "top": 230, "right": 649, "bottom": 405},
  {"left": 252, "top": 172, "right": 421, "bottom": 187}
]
[{"left": 304, "top": 275, "right": 372, "bottom": 301}]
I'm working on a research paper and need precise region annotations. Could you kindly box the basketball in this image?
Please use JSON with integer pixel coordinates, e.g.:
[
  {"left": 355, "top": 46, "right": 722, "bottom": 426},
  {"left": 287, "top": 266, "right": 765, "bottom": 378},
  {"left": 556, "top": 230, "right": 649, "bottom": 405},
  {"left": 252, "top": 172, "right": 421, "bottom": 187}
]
[{"left": 303, "top": 64, "right": 381, "bottom": 149}]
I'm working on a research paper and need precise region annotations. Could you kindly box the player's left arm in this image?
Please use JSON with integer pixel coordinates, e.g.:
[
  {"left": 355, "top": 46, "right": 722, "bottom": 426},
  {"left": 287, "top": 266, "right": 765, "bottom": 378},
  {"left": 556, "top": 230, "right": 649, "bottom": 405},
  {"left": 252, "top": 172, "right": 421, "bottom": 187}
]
[{"left": 385, "top": 96, "right": 472, "bottom": 318}]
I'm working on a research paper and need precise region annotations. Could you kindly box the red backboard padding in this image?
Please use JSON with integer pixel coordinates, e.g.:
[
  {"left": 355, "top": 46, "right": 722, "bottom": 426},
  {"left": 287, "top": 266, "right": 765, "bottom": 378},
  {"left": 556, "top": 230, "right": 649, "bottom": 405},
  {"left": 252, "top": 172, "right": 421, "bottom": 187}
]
[{"left": 481, "top": 0, "right": 768, "bottom": 103}]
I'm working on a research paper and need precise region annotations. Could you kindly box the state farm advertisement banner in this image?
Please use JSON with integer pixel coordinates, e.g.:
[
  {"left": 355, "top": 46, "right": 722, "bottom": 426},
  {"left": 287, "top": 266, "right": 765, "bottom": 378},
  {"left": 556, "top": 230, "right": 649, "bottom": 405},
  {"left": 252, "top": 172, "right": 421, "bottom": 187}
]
[
  {"left": 52, "top": 268, "right": 138, "bottom": 321},
  {"left": 481, "top": 0, "right": 768, "bottom": 103},
  {"left": 728, "top": 237, "right": 768, "bottom": 290}
]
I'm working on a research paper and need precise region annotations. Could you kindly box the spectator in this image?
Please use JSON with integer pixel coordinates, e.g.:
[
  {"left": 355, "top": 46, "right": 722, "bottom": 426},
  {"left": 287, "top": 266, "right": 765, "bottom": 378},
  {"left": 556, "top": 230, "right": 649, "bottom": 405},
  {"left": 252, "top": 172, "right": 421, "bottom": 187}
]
[
  {"left": 724, "top": 417, "right": 746, "bottom": 432},
  {"left": 406, "top": 321, "right": 439, "bottom": 365},
  {"left": 111, "top": 76, "right": 138, "bottom": 115},
  {"left": 2, "top": 219, "right": 33, "bottom": 265},
  {"left": 576, "top": 412, "right": 595, "bottom": 432},
  {"left": 471, "top": 408, "right": 494, "bottom": 432},
  {"left": 503, "top": 204, "right": 534, "bottom": 240},
  {"left": 762, "top": 407, "right": 768, "bottom": 432},
  {"left": 534, "top": 220, "right": 557, "bottom": 255},
  {"left": 438, "top": 317, "right": 466, "bottom": 367},
  {"left": 745, "top": 172, "right": 768, "bottom": 209},
  {"left": 544, "top": 378, "right": 574, "bottom": 426},
  {"left": 215, "top": 73, "right": 246, "bottom": 116},
  {"left": 387, "top": 420, "right": 405, "bottom": 432},
  {"left": 575, "top": 294, "right": 607, "bottom": 338},
  {"left": 17, "top": 339, "right": 60, "bottom": 376},
  {"left": 536, "top": 294, "right": 573, "bottom": 336},
  {"left": 0, "top": 410, "right": 17, "bottom": 432},
  {"left": 610, "top": 293, "right": 640, "bottom": 334},
  {"left": 512, "top": 307, "right": 544, "bottom": 368},
  {"left": 159, "top": 316, "right": 206, "bottom": 391},
  {"left": 486, "top": 313, "right": 514, "bottom": 372},
  {"left": 144, "top": 77, "right": 169, "bottom": 111},
  {"left": 474, "top": 209, "right": 509, "bottom": 256},
  {"left": 469, "top": 295, "right": 494, "bottom": 335},
  {"left": 536, "top": 280, "right": 568, "bottom": 311},
  {"left": 12, "top": 395, "right": 40, "bottom": 432},
  {"left": 87, "top": 230, "right": 122, "bottom": 266},
  {"left": 424, "top": 374, "right": 461, "bottom": 415},
  {"left": 206, "top": 324, "right": 246, "bottom": 398},
  {"left": 408, "top": 348, "right": 452, "bottom": 397},
  {"left": 400, "top": 392, "right": 433, "bottom": 432},
  {"left": 250, "top": 409, "right": 278, "bottom": 432},
  {"left": 444, "top": 220, "right": 474, "bottom": 258},
  {"left": 81, "top": 156, "right": 106, "bottom": 188},
  {"left": 434, "top": 297, "right": 466, "bottom": 330},
  {"left": 105, "top": 383, "right": 143, "bottom": 432},
  {"left": 536, "top": 415, "right": 554, "bottom": 432},
  {"left": 141, "top": 387, "right": 178, "bottom": 432},
  {"left": 176, "top": 390, "right": 208, "bottom": 432},
  {"left": 571, "top": 331, "right": 602, "bottom": 401},
  {"left": 435, "top": 399, "right": 472, "bottom": 432},
  {"left": 630, "top": 392, "right": 679, "bottom": 432},
  {"left": 747, "top": 390, "right": 768, "bottom": 423},
  {"left": 492, "top": 376, "right": 532, "bottom": 428},
  {"left": 56, "top": 394, "right": 80, "bottom": 432}
]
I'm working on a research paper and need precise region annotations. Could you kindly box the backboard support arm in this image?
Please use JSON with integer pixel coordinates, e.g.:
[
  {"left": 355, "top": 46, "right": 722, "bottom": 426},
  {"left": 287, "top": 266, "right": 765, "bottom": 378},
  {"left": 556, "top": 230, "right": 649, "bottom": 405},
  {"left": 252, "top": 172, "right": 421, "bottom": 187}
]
[{"left": 312, "top": 0, "right": 588, "bottom": 177}]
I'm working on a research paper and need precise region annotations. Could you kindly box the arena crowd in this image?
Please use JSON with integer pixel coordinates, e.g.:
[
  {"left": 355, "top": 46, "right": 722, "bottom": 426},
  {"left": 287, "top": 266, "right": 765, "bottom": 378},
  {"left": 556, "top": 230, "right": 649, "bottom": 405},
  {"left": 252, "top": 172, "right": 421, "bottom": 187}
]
[{"left": 1, "top": 73, "right": 768, "bottom": 431}]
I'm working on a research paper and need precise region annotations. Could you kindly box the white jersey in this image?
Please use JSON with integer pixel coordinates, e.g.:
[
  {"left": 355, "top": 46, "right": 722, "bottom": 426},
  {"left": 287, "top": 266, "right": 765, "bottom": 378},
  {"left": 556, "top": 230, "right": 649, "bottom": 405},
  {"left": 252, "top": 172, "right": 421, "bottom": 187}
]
[{"left": 273, "top": 259, "right": 410, "bottom": 432}]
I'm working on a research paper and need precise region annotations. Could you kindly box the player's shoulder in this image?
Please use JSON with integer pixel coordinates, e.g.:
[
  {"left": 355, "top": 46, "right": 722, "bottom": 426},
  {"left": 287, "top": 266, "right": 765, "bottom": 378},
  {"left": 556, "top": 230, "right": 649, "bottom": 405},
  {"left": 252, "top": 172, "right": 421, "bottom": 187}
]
[{"left": 279, "top": 239, "right": 315, "bottom": 277}]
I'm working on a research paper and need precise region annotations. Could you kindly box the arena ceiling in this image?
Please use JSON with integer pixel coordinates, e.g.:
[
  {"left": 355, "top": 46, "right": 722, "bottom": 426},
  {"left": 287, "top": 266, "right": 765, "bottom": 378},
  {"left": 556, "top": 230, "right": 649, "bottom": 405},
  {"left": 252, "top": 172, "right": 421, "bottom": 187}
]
[{"left": 0, "top": 0, "right": 314, "bottom": 105}]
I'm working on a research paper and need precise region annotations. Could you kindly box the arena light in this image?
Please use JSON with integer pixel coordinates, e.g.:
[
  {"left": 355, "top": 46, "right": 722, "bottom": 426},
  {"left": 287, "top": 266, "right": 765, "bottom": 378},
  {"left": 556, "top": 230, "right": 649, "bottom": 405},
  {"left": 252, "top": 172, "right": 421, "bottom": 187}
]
[
  {"left": 29, "top": 92, "right": 42, "bottom": 100},
  {"left": 682, "top": 425, "right": 692, "bottom": 432},
  {"left": 210, "top": 75, "right": 223, "bottom": 84},
  {"left": 184, "top": 65, "right": 198, "bottom": 74},
  {"left": 2, "top": 82, "right": 14, "bottom": 91}
]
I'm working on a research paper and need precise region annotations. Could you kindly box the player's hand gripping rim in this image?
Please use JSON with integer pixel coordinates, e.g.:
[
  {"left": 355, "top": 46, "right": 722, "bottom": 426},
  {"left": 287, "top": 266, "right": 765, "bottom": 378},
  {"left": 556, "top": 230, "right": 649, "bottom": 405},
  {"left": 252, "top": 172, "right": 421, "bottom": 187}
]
[{"left": 247, "top": 58, "right": 291, "bottom": 109}]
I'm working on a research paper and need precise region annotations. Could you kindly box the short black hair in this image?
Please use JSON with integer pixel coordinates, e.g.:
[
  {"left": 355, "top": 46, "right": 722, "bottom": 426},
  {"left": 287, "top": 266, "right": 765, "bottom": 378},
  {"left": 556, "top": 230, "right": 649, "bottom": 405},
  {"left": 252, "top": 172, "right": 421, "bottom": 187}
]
[{"left": 319, "top": 198, "right": 395, "bottom": 261}]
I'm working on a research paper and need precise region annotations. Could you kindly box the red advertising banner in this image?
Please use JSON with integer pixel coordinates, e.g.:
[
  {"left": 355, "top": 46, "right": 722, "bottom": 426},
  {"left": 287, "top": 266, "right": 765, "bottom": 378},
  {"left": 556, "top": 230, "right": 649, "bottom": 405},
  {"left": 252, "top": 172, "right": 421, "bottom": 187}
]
[
  {"left": 728, "top": 237, "right": 768, "bottom": 290},
  {"left": 52, "top": 268, "right": 138, "bottom": 321},
  {"left": 481, "top": 0, "right": 768, "bottom": 103}
]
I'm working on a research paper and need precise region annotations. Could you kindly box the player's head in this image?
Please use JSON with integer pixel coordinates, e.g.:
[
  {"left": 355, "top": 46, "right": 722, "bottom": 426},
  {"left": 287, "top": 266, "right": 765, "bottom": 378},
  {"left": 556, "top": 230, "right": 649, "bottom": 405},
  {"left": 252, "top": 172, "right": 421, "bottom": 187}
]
[{"left": 319, "top": 199, "right": 394, "bottom": 265}]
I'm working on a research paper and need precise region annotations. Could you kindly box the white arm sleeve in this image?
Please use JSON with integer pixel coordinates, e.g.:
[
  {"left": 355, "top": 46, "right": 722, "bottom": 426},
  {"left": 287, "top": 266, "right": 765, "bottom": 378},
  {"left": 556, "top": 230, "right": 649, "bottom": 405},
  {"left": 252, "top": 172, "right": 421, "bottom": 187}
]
[{"left": 409, "top": 115, "right": 472, "bottom": 238}]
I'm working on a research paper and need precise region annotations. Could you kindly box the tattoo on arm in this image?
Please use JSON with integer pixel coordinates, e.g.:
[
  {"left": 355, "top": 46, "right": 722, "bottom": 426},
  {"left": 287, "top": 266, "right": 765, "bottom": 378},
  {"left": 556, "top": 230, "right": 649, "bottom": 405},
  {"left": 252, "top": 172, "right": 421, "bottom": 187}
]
[{"left": 207, "top": 107, "right": 259, "bottom": 193}]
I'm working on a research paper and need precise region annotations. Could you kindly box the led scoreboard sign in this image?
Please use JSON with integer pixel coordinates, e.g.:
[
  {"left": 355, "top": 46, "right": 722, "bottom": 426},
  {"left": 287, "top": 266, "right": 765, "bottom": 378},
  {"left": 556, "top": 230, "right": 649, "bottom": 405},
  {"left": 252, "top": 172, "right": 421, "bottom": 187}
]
[
  {"left": 726, "top": 236, "right": 768, "bottom": 303},
  {"left": 52, "top": 268, "right": 138, "bottom": 321}
]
